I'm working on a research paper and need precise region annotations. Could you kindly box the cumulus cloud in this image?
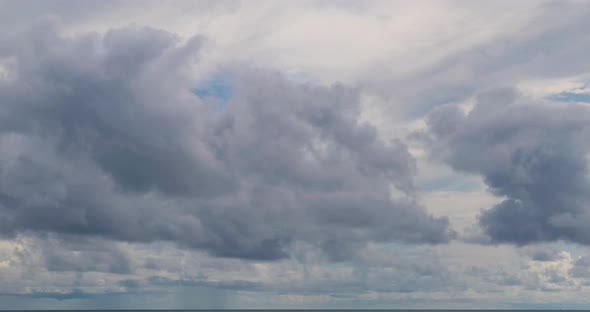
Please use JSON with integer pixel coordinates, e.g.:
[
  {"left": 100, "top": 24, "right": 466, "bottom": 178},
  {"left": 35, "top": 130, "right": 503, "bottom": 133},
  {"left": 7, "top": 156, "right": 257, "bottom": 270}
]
[
  {"left": 510, "top": 250, "right": 580, "bottom": 291},
  {"left": 41, "top": 237, "right": 134, "bottom": 274},
  {"left": 0, "top": 235, "right": 461, "bottom": 307},
  {"left": 570, "top": 255, "right": 590, "bottom": 280},
  {"left": 424, "top": 88, "right": 590, "bottom": 245},
  {"left": 520, "top": 245, "right": 566, "bottom": 262},
  {"left": 0, "top": 19, "right": 453, "bottom": 262}
]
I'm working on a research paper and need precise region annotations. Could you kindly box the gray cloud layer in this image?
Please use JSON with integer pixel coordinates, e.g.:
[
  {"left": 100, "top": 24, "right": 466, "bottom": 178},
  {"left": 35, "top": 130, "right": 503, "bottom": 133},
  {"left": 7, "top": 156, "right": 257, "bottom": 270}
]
[
  {"left": 0, "top": 19, "right": 452, "bottom": 261},
  {"left": 425, "top": 88, "right": 590, "bottom": 245}
]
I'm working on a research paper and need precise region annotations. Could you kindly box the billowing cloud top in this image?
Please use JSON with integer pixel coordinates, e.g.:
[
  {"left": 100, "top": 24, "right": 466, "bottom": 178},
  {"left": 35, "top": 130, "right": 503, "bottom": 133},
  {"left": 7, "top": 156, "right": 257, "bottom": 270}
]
[
  {"left": 0, "top": 18, "right": 452, "bottom": 262},
  {"left": 425, "top": 89, "right": 590, "bottom": 245}
]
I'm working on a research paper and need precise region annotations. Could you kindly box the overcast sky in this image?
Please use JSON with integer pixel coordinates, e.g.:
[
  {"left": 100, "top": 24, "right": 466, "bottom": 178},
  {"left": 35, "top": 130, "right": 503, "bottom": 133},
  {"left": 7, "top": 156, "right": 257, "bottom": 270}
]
[{"left": 2, "top": 0, "right": 590, "bottom": 309}]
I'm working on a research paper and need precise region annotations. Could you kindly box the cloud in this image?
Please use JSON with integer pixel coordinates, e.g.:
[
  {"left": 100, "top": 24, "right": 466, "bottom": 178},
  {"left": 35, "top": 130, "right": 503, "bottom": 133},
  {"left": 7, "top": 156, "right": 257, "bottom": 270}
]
[
  {"left": 0, "top": 234, "right": 459, "bottom": 303},
  {"left": 520, "top": 245, "right": 566, "bottom": 262},
  {"left": 41, "top": 237, "right": 134, "bottom": 274},
  {"left": 424, "top": 88, "right": 590, "bottom": 246},
  {"left": 570, "top": 254, "right": 590, "bottom": 280},
  {"left": 0, "top": 19, "right": 453, "bottom": 262},
  {"left": 6, "top": 2, "right": 590, "bottom": 309}
]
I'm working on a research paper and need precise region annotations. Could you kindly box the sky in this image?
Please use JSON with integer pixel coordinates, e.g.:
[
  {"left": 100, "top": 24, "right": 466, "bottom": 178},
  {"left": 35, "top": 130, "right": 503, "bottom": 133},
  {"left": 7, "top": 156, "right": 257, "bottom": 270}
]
[{"left": 2, "top": 0, "right": 590, "bottom": 309}]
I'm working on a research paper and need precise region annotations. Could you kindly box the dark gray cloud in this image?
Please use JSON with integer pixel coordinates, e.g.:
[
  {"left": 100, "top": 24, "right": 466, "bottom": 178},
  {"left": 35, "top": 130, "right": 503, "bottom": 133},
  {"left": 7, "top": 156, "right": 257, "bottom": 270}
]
[
  {"left": 570, "top": 255, "right": 590, "bottom": 279},
  {"left": 424, "top": 88, "right": 590, "bottom": 245},
  {"left": 0, "top": 19, "right": 453, "bottom": 261},
  {"left": 41, "top": 237, "right": 134, "bottom": 274},
  {"left": 114, "top": 246, "right": 458, "bottom": 297},
  {"left": 520, "top": 245, "right": 564, "bottom": 262}
]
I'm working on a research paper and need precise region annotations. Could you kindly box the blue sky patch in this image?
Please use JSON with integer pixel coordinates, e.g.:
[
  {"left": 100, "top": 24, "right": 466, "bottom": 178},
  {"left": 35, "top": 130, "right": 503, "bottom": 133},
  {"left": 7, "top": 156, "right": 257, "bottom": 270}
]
[
  {"left": 548, "top": 91, "right": 590, "bottom": 103},
  {"left": 193, "top": 75, "right": 233, "bottom": 103}
]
